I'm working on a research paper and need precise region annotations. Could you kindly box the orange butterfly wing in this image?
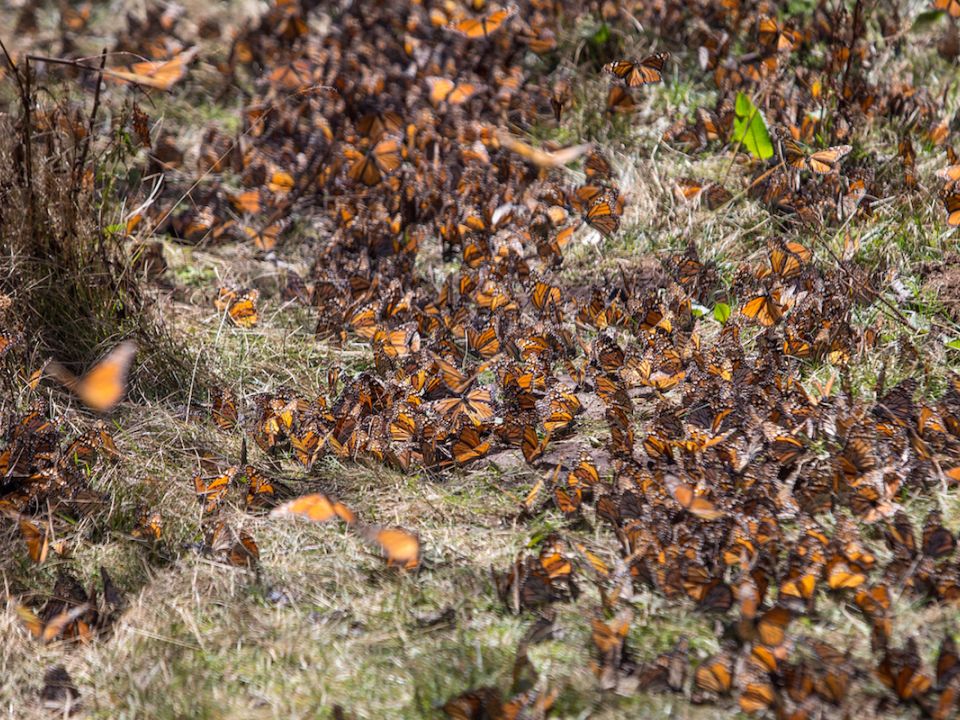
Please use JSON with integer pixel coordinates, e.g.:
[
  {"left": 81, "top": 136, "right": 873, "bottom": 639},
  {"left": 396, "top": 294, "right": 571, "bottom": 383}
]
[{"left": 47, "top": 340, "right": 137, "bottom": 412}]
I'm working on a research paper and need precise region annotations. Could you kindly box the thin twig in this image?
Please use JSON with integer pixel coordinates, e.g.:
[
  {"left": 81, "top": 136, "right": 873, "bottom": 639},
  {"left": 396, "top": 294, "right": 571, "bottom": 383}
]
[{"left": 73, "top": 49, "right": 107, "bottom": 194}]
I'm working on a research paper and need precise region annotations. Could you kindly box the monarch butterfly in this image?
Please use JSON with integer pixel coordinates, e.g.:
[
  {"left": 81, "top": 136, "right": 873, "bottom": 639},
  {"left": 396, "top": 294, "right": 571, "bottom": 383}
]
[
  {"left": 521, "top": 425, "right": 550, "bottom": 464},
  {"left": 876, "top": 641, "right": 933, "bottom": 701},
  {"left": 922, "top": 510, "right": 956, "bottom": 558},
  {"left": 46, "top": 340, "right": 137, "bottom": 412},
  {"left": 226, "top": 189, "right": 263, "bottom": 215},
  {"left": 756, "top": 606, "right": 792, "bottom": 646},
  {"left": 193, "top": 467, "right": 236, "bottom": 514},
  {"left": 569, "top": 453, "right": 600, "bottom": 488},
  {"left": 770, "top": 435, "right": 804, "bottom": 464},
  {"left": 741, "top": 291, "right": 783, "bottom": 326},
  {"left": 695, "top": 654, "right": 733, "bottom": 695},
  {"left": 899, "top": 136, "right": 917, "bottom": 188},
  {"left": 270, "top": 493, "right": 356, "bottom": 525},
  {"left": 17, "top": 603, "right": 93, "bottom": 643},
  {"left": 227, "top": 531, "right": 260, "bottom": 567},
  {"left": 936, "top": 164, "right": 960, "bottom": 183},
  {"left": 782, "top": 139, "right": 852, "bottom": 174},
  {"left": 431, "top": 355, "right": 482, "bottom": 394},
  {"left": 591, "top": 610, "right": 631, "bottom": 656},
  {"left": 19, "top": 519, "right": 49, "bottom": 564},
  {"left": 389, "top": 411, "right": 418, "bottom": 444},
  {"left": 696, "top": 107, "right": 729, "bottom": 143},
  {"left": 449, "top": 7, "right": 514, "bottom": 38},
  {"left": 757, "top": 15, "right": 800, "bottom": 52},
  {"left": 131, "top": 510, "right": 163, "bottom": 540},
  {"left": 211, "top": 387, "right": 238, "bottom": 430},
  {"left": 433, "top": 387, "right": 496, "bottom": 427},
  {"left": 673, "top": 178, "right": 732, "bottom": 209},
  {"left": 363, "top": 526, "right": 420, "bottom": 570},
  {"left": 215, "top": 287, "right": 259, "bottom": 328},
  {"left": 356, "top": 110, "right": 404, "bottom": 140},
  {"left": 0, "top": 331, "right": 21, "bottom": 356},
  {"left": 240, "top": 222, "right": 283, "bottom": 252},
  {"left": 290, "top": 428, "right": 325, "bottom": 469},
  {"left": 942, "top": 182, "right": 960, "bottom": 226},
  {"left": 584, "top": 150, "right": 613, "bottom": 180},
  {"left": 935, "top": 0, "right": 960, "bottom": 17},
  {"left": 767, "top": 240, "right": 811, "bottom": 282},
  {"left": 554, "top": 484, "right": 582, "bottom": 514},
  {"left": 105, "top": 47, "right": 198, "bottom": 91},
  {"left": 605, "top": 85, "right": 637, "bottom": 114},
  {"left": 425, "top": 77, "right": 481, "bottom": 106},
  {"left": 584, "top": 197, "right": 621, "bottom": 238},
  {"left": 663, "top": 474, "right": 724, "bottom": 520},
  {"left": 738, "top": 679, "right": 775, "bottom": 714},
  {"left": 602, "top": 53, "right": 669, "bottom": 87},
  {"left": 826, "top": 557, "right": 866, "bottom": 589},
  {"left": 466, "top": 325, "right": 500, "bottom": 359},
  {"left": 551, "top": 76, "right": 571, "bottom": 121},
  {"left": 495, "top": 130, "right": 590, "bottom": 168},
  {"left": 779, "top": 572, "right": 816, "bottom": 605},
  {"left": 373, "top": 325, "right": 422, "bottom": 359},
  {"left": 347, "top": 136, "right": 403, "bottom": 186},
  {"left": 442, "top": 688, "right": 504, "bottom": 720},
  {"left": 243, "top": 465, "right": 275, "bottom": 509},
  {"left": 530, "top": 278, "right": 561, "bottom": 312},
  {"left": 451, "top": 426, "right": 490, "bottom": 464},
  {"left": 937, "top": 635, "right": 960, "bottom": 688}
]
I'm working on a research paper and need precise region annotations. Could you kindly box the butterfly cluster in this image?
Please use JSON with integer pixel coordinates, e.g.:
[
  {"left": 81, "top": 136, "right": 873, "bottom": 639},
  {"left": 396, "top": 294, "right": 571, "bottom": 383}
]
[
  {"left": 0, "top": 396, "right": 127, "bottom": 642},
  {"left": 8, "top": 0, "right": 960, "bottom": 714}
]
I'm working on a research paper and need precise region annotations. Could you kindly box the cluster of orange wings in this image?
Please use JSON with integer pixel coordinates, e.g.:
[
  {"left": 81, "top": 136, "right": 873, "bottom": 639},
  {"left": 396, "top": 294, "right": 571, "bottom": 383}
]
[
  {"left": 24, "top": 0, "right": 960, "bottom": 714},
  {"left": 0, "top": 396, "right": 126, "bottom": 643}
]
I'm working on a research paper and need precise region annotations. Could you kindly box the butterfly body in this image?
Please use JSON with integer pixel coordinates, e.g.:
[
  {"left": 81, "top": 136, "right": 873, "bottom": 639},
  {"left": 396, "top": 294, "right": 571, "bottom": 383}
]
[{"left": 603, "top": 53, "right": 669, "bottom": 87}]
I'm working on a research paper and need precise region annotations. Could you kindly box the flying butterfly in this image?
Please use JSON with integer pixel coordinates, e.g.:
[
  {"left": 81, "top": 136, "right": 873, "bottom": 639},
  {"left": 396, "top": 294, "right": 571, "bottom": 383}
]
[
  {"left": 362, "top": 526, "right": 420, "bottom": 570},
  {"left": 270, "top": 493, "right": 356, "bottom": 525},
  {"left": 663, "top": 474, "right": 724, "bottom": 520},
  {"left": 46, "top": 341, "right": 137, "bottom": 412},
  {"left": 17, "top": 603, "right": 93, "bottom": 644},
  {"left": 603, "top": 53, "right": 669, "bottom": 87}
]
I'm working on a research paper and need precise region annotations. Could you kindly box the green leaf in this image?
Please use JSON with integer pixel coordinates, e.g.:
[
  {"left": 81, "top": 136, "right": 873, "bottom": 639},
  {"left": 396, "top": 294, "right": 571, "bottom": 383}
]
[
  {"left": 733, "top": 93, "right": 774, "bottom": 160},
  {"left": 713, "top": 302, "right": 732, "bottom": 324},
  {"left": 946, "top": 338, "right": 960, "bottom": 351},
  {"left": 912, "top": 10, "right": 945, "bottom": 29},
  {"left": 589, "top": 23, "right": 610, "bottom": 46}
]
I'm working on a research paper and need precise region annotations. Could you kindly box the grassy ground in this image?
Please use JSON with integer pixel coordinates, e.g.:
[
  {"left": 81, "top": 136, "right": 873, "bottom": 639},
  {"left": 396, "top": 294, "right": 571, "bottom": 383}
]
[{"left": 3, "top": 1, "right": 960, "bottom": 718}]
